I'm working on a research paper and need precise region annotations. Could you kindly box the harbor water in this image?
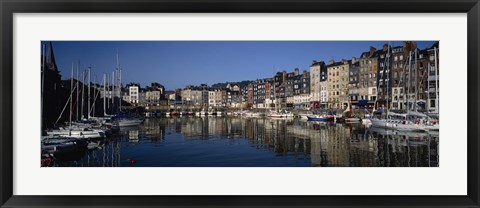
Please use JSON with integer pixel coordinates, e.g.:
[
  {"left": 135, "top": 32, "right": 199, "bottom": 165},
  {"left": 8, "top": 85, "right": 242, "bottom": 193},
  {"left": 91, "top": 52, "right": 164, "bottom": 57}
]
[{"left": 52, "top": 117, "right": 439, "bottom": 167}]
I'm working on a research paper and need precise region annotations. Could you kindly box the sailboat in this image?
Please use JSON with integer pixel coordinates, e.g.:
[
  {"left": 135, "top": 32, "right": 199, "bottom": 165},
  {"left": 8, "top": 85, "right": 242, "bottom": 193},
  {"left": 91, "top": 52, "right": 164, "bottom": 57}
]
[
  {"left": 45, "top": 65, "right": 107, "bottom": 139},
  {"left": 111, "top": 50, "right": 144, "bottom": 127},
  {"left": 371, "top": 46, "right": 426, "bottom": 132}
]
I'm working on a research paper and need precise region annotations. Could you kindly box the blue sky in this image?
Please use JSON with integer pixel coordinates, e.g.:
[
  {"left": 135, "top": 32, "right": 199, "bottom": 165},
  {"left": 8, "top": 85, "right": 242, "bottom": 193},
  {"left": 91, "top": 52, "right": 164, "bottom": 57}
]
[{"left": 46, "top": 41, "right": 436, "bottom": 91}]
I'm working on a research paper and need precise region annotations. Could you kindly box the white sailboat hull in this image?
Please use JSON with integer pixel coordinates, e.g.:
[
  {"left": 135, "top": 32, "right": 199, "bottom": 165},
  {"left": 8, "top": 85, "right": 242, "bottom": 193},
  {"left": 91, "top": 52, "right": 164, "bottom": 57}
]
[{"left": 371, "top": 118, "right": 426, "bottom": 132}]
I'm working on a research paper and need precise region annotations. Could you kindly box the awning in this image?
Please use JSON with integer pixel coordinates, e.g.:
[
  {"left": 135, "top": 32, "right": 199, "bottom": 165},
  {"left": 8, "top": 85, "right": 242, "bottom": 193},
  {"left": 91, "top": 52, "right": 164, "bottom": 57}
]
[{"left": 357, "top": 100, "right": 368, "bottom": 107}]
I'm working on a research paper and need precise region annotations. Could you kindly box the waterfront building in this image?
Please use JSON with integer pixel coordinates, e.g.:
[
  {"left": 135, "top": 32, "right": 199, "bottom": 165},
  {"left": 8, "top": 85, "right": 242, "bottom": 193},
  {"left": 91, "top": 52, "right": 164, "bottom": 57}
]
[
  {"left": 358, "top": 47, "right": 379, "bottom": 109},
  {"left": 146, "top": 85, "right": 163, "bottom": 106},
  {"left": 146, "top": 89, "right": 160, "bottom": 106},
  {"left": 226, "top": 83, "right": 241, "bottom": 92},
  {"left": 326, "top": 59, "right": 350, "bottom": 109},
  {"left": 376, "top": 44, "right": 391, "bottom": 109},
  {"left": 391, "top": 45, "right": 406, "bottom": 110},
  {"left": 403, "top": 41, "right": 419, "bottom": 111},
  {"left": 181, "top": 88, "right": 203, "bottom": 106},
  {"left": 208, "top": 89, "right": 226, "bottom": 107},
  {"left": 139, "top": 88, "right": 146, "bottom": 106},
  {"left": 122, "top": 89, "right": 130, "bottom": 104},
  {"left": 426, "top": 41, "right": 439, "bottom": 113},
  {"left": 167, "top": 93, "right": 176, "bottom": 102},
  {"left": 216, "top": 89, "right": 227, "bottom": 107},
  {"left": 272, "top": 70, "right": 293, "bottom": 109},
  {"left": 253, "top": 79, "right": 268, "bottom": 108},
  {"left": 208, "top": 90, "right": 216, "bottom": 107},
  {"left": 150, "top": 82, "right": 165, "bottom": 95},
  {"left": 227, "top": 90, "right": 242, "bottom": 108},
  {"left": 348, "top": 57, "right": 360, "bottom": 106},
  {"left": 416, "top": 48, "right": 430, "bottom": 110},
  {"left": 309, "top": 60, "right": 326, "bottom": 109},
  {"left": 181, "top": 87, "right": 194, "bottom": 105},
  {"left": 127, "top": 83, "right": 140, "bottom": 105},
  {"left": 290, "top": 69, "right": 310, "bottom": 109}
]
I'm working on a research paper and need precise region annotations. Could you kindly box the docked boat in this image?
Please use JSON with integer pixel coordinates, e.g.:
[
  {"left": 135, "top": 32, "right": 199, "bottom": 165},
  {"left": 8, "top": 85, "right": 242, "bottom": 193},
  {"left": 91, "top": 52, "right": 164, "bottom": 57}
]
[
  {"left": 269, "top": 110, "right": 294, "bottom": 119},
  {"left": 41, "top": 136, "right": 87, "bottom": 155},
  {"left": 371, "top": 112, "right": 426, "bottom": 132},
  {"left": 307, "top": 114, "right": 334, "bottom": 122},
  {"left": 45, "top": 127, "right": 106, "bottom": 139},
  {"left": 362, "top": 114, "right": 372, "bottom": 126},
  {"left": 298, "top": 113, "right": 311, "bottom": 120},
  {"left": 345, "top": 117, "right": 361, "bottom": 123}
]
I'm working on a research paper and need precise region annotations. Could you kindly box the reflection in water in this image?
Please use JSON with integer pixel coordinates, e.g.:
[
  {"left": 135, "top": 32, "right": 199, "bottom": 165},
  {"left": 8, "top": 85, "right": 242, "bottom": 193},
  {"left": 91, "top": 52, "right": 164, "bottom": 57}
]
[{"left": 56, "top": 117, "right": 439, "bottom": 167}]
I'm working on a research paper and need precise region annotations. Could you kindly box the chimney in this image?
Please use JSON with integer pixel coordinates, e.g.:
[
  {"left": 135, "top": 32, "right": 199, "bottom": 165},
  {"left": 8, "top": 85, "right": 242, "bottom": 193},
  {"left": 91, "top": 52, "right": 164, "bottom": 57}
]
[
  {"left": 294, "top": 68, "right": 299, "bottom": 76},
  {"left": 351, "top": 57, "right": 356, "bottom": 64},
  {"left": 311, "top": 60, "right": 317, "bottom": 66},
  {"left": 329, "top": 59, "right": 335, "bottom": 65},
  {"left": 369, "top": 46, "right": 376, "bottom": 57},
  {"left": 282, "top": 70, "right": 287, "bottom": 83},
  {"left": 383, "top": 44, "right": 389, "bottom": 51}
]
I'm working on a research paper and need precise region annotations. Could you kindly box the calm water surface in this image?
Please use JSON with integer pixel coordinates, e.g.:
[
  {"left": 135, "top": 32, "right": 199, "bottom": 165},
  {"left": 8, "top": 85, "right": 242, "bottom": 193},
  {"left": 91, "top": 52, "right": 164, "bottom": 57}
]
[{"left": 56, "top": 117, "right": 439, "bottom": 167}]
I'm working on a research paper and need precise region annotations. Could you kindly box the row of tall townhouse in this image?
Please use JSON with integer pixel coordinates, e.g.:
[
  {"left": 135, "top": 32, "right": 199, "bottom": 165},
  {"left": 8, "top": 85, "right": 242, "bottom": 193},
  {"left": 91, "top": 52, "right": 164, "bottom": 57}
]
[
  {"left": 97, "top": 41, "right": 438, "bottom": 111},
  {"left": 179, "top": 84, "right": 243, "bottom": 108},
  {"left": 308, "top": 41, "right": 439, "bottom": 111},
  {"left": 243, "top": 68, "right": 311, "bottom": 109},
  {"left": 177, "top": 40, "right": 438, "bottom": 111}
]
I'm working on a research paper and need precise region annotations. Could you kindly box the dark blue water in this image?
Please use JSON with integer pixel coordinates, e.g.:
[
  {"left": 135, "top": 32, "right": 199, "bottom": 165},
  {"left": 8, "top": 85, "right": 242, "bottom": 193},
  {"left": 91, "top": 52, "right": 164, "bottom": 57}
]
[{"left": 54, "top": 117, "right": 439, "bottom": 167}]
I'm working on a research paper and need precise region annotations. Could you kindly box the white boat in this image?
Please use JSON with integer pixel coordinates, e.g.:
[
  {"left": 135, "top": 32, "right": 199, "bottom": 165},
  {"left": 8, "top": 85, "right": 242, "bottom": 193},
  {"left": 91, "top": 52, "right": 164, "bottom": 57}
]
[
  {"left": 245, "top": 112, "right": 263, "bottom": 117},
  {"left": 269, "top": 110, "right": 294, "bottom": 118},
  {"left": 216, "top": 111, "right": 222, "bottom": 116},
  {"left": 345, "top": 117, "right": 361, "bottom": 123},
  {"left": 46, "top": 128, "right": 106, "bottom": 139},
  {"left": 362, "top": 114, "right": 372, "bottom": 126},
  {"left": 371, "top": 112, "right": 426, "bottom": 132},
  {"left": 298, "top": 114, "right": 311, "bottom": 120},
  {"left": 41, "top": 136, "right": 87, "bottom": 155}
]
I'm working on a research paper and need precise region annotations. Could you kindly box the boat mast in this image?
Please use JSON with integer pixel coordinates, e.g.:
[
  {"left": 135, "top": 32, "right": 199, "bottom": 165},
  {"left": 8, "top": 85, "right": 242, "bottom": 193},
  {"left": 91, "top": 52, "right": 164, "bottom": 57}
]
[
  {"left": 106, "top": 73, "right": 109, "bottom": 113},
  {"left": 70, "top": 62, "right": 74, "bottom": 128},
  {"left": 88, "top": 67, "right": 91, "bottom": 119},
  {"left": 112, "top": 70, "right": 115, "bottom": 113},
  {"left": 414, "top": 48, "right": 418, "bottom": 112},
  {"left": 76, "top": 61, "right": 79, "bottom": 120},
  {"left": 386, "top": 42, "right": 391, "bottom": 116},
  {"left": 104, "top": 73, "right": 107, "bottom": 116},
  {"left": 81, "top": 70, "right": 85, "bottom": 119},
  {"left": 434, "top": 46, "right": 439, "bottom": 114},
  {"left": 407, "top": 51, "right": 412, "bottom": 113},
  {"left": 93, "top": 75, "right": 96, "bottom": 117},
  {"left": 117, "top": 49, "right": 122, "bottom": 111}
]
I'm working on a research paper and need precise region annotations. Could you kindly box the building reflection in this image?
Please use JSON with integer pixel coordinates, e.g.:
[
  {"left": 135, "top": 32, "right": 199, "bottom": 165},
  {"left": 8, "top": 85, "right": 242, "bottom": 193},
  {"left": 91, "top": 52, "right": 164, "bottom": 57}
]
[{"left": 57, "top": 117, "right": 439, "bottom": 167}]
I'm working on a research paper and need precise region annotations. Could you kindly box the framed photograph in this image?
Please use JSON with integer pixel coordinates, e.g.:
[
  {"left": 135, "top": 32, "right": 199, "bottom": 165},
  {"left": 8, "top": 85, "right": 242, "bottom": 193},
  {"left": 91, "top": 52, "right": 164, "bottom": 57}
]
[{"left": 1, "top": 0, "right": 479, "bottom": 207}]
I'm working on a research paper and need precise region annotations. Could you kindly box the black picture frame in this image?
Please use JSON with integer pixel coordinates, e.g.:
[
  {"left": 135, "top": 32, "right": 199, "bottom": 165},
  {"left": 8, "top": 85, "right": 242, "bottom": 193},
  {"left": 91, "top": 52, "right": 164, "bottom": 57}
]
[{"left": 1, "top": 0, "right": 479, "bottom": 207}]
